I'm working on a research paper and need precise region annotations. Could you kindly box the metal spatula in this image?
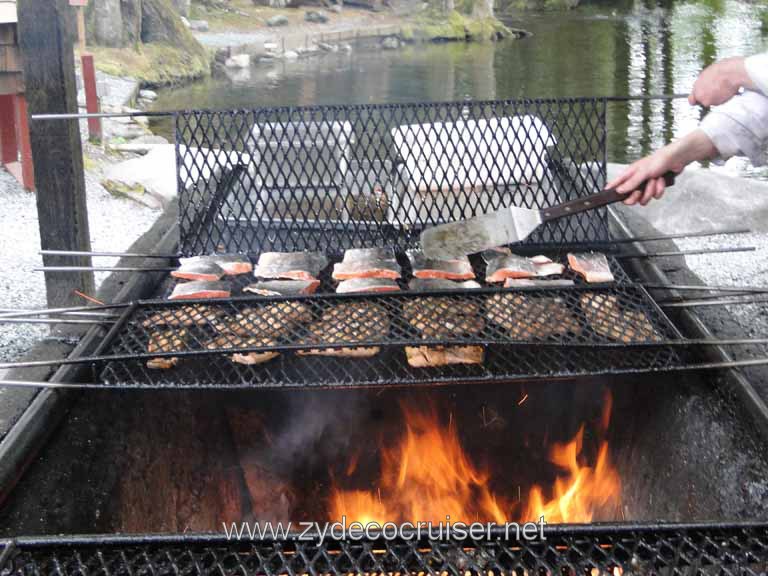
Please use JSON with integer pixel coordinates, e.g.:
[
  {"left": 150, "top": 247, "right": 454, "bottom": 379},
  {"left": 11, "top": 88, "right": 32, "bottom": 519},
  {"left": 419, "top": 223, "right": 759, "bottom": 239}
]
[{"left": 420, "top": 174, "right": 676, "bottom": 259}]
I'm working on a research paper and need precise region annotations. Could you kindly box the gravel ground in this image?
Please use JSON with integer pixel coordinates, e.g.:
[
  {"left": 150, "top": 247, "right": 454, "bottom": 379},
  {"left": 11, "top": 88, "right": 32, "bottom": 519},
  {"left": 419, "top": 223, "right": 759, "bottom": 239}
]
[
  {"left": 0, "top": 165, "right": 160, "bottom": 364},
  {"left": 674, "top": 232, "right": 768, "bottom": 338}
]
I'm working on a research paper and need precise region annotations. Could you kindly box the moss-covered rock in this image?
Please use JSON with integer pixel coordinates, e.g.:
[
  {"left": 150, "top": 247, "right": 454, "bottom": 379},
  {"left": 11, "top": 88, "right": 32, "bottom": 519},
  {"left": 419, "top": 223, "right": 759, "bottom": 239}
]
[{"left": 406, "top": 10, "right": 513, "bottom": 42}]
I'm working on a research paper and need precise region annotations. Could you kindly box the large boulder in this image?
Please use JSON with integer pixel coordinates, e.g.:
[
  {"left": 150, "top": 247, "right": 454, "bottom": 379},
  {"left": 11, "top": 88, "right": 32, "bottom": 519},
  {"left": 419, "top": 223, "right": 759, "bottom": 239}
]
[
  {"left": 86, "top": 0, "right": 125, "bottom": 47},
  {"left": 266, "top": 14, "right": 289, "bottom": 26},
  {"left": 171, "top": 0, "right": 191, "bottom": 16},
  {"left": 304, "top": 10, "right": 329, "bottom": 23}
]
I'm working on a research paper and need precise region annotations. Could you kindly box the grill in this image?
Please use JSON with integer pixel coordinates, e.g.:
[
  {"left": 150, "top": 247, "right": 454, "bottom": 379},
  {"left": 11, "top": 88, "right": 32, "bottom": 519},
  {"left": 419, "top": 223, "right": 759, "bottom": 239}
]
[
  {"left": 74, "top": 97, "right": 705, "bottom": 389},
  {"left": 2, "top": 523, "right": 768, "bottom": 575}
]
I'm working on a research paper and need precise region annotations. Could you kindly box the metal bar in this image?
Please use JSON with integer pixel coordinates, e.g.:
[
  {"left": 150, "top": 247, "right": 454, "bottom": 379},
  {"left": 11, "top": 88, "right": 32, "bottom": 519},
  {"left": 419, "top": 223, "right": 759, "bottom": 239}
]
[
  {"left": 31, "top": 110, "right": 175, "bottom": 120},
  {"left": 3, "top": 337, "right": 768, "bottom": 371},
  {"left": 0, "top": 303, "right": 130, "bottom": 320},
  {"left": 586, "top": 228, "right": 751, "bottom": 245},
  {"left": 617, "top": 246, "right": 755, "bottom": 259},
  {"left": 0, "top": 308, "right": 120, "bottom": 318},
  {"left": 644, "top": 283, "right": 768, "bottom": 294},
  {"left": 661, "top": 296, "right": 768, "bottom": 308},
  {"left": 39, "top": 249, "right": 179, "bottom": 259},
  {"left": 0, "top": 318, "right": 115, "bottom": 325},
  {"left": 33, "top": 266, "right": 176, "bottom": 272}
]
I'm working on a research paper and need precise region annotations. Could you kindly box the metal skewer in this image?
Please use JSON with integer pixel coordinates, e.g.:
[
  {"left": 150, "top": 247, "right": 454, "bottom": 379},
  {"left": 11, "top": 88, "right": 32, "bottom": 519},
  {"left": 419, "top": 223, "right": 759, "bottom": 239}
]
[
  {"left": 0, "top": 317, "right": 116, "bottom": 325},
  {"left": 33, "top": 266, "right": 177, "bottom": 273},
  {"left": 39, "top": 249, "right": 179, "bottom": 259},
  {"left": 643, "top": 283, "right": 768, "bottom": 294},
  {"left": 660, "top": 296, "right": 768, "bottom": 308},
  {"left": 0, "top": 303, "right": 130, "bottom": 320},
  {"left": 616, "top": 246, "right": 756, "bottom": 259},
  {"left": 0, "top": 308, "right": 120, "bottom": 318},
  {"left": 3, "top": 337, "right": 768, "bottom": 371}
]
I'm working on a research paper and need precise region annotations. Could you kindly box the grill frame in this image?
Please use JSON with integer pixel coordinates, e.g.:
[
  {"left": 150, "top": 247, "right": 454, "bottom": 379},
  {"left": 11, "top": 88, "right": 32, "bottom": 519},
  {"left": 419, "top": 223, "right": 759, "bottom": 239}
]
[{"left": 3, "top": 522, "right": 768, "bottom": 575}]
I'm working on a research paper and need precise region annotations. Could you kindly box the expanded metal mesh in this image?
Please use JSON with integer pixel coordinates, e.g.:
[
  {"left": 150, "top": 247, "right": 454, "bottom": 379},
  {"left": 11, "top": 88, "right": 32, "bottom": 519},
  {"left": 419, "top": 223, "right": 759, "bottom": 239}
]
[
  {"left": 93, "top": 253, "right": 685, "bottom": 389},
  {"left": 175, "top": 99, "right": 608, "bottom": 256},
  {"left": 3, "top": 523, "right": 768, "bottom": 575}
]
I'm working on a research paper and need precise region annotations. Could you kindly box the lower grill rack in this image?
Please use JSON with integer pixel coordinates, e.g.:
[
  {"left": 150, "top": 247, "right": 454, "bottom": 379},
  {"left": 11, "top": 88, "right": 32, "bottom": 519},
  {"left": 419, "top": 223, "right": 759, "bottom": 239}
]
[
  {"left": 2, "top": 523, "right": 767, "bottom": 575},
  {"left": 94, "top": 281, "right": 686, "bottom": 389}
]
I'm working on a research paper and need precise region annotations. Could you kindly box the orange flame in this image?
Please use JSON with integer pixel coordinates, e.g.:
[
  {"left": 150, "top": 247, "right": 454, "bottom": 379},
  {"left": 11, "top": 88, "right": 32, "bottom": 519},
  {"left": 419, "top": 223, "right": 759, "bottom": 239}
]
[{"left": 330, "top": 394, "right": 621, "bottom": 524}]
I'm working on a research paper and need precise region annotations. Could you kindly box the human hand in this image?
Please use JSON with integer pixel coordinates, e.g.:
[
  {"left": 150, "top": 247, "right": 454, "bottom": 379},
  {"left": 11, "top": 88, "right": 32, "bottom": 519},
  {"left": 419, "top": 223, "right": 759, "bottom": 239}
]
[
  {"left": 689, "top": 57, "right": 749, "bottom": 107},
  {"left": 605, "top": 149, "right": 682, "bottom": 206}
]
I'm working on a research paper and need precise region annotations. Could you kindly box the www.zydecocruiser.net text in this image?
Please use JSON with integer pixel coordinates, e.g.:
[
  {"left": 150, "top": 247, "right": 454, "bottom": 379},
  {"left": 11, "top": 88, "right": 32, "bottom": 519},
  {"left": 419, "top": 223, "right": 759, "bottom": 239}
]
[{"left": 223, "top": 516, "right": 548, "bottom": 542}]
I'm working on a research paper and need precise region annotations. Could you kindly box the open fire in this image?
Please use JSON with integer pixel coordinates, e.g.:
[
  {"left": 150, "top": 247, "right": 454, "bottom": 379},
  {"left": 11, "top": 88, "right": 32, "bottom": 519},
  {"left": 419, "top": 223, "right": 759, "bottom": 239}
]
[{"left": 330, "top": 392, "right": 621, "bottom": 525}]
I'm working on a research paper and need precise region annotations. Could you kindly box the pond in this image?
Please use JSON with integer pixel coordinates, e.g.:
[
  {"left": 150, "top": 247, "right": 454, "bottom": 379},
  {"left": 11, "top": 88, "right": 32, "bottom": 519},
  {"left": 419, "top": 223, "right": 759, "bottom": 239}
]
[{"left": 151, "top": 0, "right": 768, "bottom": 179}]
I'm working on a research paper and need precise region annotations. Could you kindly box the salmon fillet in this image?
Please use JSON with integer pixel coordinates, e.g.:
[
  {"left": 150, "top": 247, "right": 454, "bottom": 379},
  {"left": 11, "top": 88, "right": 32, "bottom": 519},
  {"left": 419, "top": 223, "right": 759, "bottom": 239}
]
[
  {"left": 214, "top": 302, "right": 312, "bottom": 338},
  {"left": 206, "top": 334, "right": 280, "bottom": 365},
  {"left": 485, "top": 293, "right": 581, "bottom": 339},
  {"left": 171, "top": 259, "right": 224, "bottom": 282},
  {"left": 254, "top": 252, "right": 329, "bottom": 281},
  {"left": 408, "top": 278, "right": 482, "bottom": 291},
  {"left": 504, "top": 278, "right": 575, "bottom": 288},
  {"left": 405, "top": 345, "right": 484, "bottom": 367},
  {"left": 579, "top": 293, "right": 660, "bottom": 343},
  {"left": 485, "top": 254, "right": 537, "bottom": 283},
  {"left": 146, "top": 328, "right": 187, "bottom": 369},
  {"left": 406, "top": 249, "right": 475, "bottom": 280},
  {"left": 169, "top": 281, "right": 231, "bottom": 300},
  {"left": 332, "top": 247, "right": 401, "bottom": 280},
  {"left": 336, "top": 278, "right": 400, "bottom": 294},
  {"left": 568, "top": 253, "right": 615, "bottom": 283},
  {"left": 210, "top": 255, "right": 253, "bottom": 276},
  {"left": 141, "top": 304, "right": 221, "bottom": 328},
  {"left": 298, "top": 302, "right": 389, "bottom": 358},
  {"left": 403, "top": 297, "right": 484, "bottom": 339},
  {"left": 243, "top": 280, "right": 320, "bottom": 296}
]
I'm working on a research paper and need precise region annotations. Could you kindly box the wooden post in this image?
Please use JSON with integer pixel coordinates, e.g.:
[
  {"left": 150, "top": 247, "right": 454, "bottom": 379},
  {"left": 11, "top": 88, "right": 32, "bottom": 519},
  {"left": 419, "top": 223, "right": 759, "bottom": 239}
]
[
  {"left": 0, "top": 94, "right": 17, "bottom": 164},
  {"left": 18, "top": 0, "right": 94, "bottom": 308},
  {"left": 15, "top": 95, "right": 35, "bottom": 191},
  {"left": 80, "top": 53, "right": 102, "bottom": 142}
]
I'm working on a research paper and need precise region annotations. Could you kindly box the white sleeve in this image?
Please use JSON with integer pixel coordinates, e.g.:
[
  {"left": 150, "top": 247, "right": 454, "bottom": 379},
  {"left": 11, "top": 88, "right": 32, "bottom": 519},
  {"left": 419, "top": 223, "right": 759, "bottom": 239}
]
[
  {"left": 745, "top": 53, "right": 768, "bottom": 96},
  {"left": 698, "top": 90, "right": 768, "bottom": 166}
]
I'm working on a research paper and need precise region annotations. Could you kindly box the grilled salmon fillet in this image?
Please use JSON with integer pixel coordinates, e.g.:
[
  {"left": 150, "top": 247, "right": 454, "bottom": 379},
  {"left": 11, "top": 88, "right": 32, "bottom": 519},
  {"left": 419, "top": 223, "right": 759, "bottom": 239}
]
[
  {"left": 214, "top": 302, "right": 312, "bottom": 338},
  {"left": 406, "top": 249, "right": 475, "bottom": 280},
  {"left": 254, "top": 252, "right": 329, "bottom": 281},
  {"left": 141, "top": 304, "right": 221, "bottom": 328},
  {"left": 568, "top": 253, "right": 615, "bottom": 283},
  {"left": 579, "top": 293, "right": 660, "bottom": 342},
  {"left": 146, "top": 328, "right": 187, "bottom": 369},
  {"left": 405, "top": 345, "right": 484, "bottom": 367},
  {"left": 485, "top": 293, "right": 581, "bottom": 340},
  {"left": 336, "top": 278, "right": 400, "bottom": 294},
  {"left": 408, "top": 278, "right": 482, "bottom": 291},
  {"left": 403, "top": 297, "right": 484, "bottom": 339},
  {"left": 485, "top": 254, "right": 537, "bottom": 283},
  {"left": 206, "top": 334, "right": 280, "bottom": 365},
  {"left": 244, "top": 279, "right": 320, "bottom": 296},
  {"left": 298, "top": 302, "right": 389, "bottom": 358},
  {"left": 169, "top": 281, "right": 231, "bottom": 300},
  {"left": 171, "top": 259, "right": 224, "bottom": 282},
  {"left": 332, "top": 247, "right": 401, "bottom": 280}
]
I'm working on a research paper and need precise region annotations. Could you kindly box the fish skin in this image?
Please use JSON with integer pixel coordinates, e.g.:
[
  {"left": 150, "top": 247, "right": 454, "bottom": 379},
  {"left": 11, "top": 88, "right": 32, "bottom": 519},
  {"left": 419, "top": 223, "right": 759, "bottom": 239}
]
[
  {"left": 534, "top": 262, "right": 566, "bottom": 277},
  {"left": 171, "top": 259, "right": 225, "bottom": 282},
  {"left": 485, "top": 254, "right": 537, "bottom": 283},
  {"left": 485, "top": 293, "right": 581, "bottom": 339},
  {"left": 254, "top": 252, "right": 329, "bottom": 281},
  {"left": 332, "top": 247, "right": 401, "bottom": 280},
  {"left": 146, "top": 328, "right": 187, "bottom": 369},
  {"left": 336, "top": 278, "right": 400, "bottom": 294},
  {"left": 169, "top": 281, "right": 231, "bottom": 300},
  {"left": 205, "top": 334, "right": 280, "bottom": 365},
  {"left": 408, "top": 278, "right": 482, "bottom": 291},
  {"left": 568, "top": 252, "right": 615, "bottom": 283},
  {"left": 298, "top": 302, "right": 389, "bottom": 357},
  {"left": 503, "top": 278, "right": 575, "bottom": 288},
  {"left": 406, "top": 249, "right": 475, "bottom": 280},
  {"left": 210, "top": 255, "right": 253, "bottom": 275},
  {"left": 244, "top": 279, "right": 320, "bottom": 296}
]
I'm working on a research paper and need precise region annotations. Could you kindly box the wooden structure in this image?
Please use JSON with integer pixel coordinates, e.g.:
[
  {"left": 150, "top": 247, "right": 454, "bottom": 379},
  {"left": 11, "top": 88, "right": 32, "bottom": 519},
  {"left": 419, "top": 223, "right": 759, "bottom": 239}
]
[
  {"left": 0, "top": 0, "right": 33, "bottom": 191},
  {"left": 18, "top": 0, "right": 94, "bottom": 308}
]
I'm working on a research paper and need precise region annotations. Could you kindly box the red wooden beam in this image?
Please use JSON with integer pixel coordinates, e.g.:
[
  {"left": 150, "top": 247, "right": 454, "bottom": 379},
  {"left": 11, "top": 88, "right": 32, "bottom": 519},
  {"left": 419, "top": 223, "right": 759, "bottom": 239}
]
[
  {"left": 15, "top": 94, "right": 34, "bottom": 191},
  {"left": 0, "top": 94, "right": 17, "bottom": 164},
  {"left": 80, "top": 53, "right": 101, "bottom": 142}
]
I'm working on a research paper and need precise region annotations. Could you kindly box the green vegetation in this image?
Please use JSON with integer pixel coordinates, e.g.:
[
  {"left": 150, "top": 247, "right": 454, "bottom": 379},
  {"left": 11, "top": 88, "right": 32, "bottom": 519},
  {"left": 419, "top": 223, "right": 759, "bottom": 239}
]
[
  {"left": 404, "top": 9, "right": 512, "bottom": 42},
  {"left": 761, "top": 8, "right": 768, "bottom": 36},
  {"left": 88, "top": 42, "right": 211, "bottom": 87}
]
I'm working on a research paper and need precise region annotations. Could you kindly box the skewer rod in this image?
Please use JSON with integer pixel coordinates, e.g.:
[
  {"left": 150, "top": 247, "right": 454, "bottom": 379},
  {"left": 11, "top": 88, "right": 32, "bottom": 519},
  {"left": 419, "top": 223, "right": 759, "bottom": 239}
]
[
  {"left": 0, "top": 318, "right": 115, "bottom": 325},
  {"left": 0, "top": 303, "right": 129, "bottom": 320},
  {"left": 40, "top": 249, "right": 179, "bottom": 259},
  {"left": 643, "top": 283, "right": 768, "bottom": 294},
  {"left": 617, "top": 246, "right": 756, "bottom": 258},
  {"left": 661, "top": 296, "right": 768, "bottom": 308},
  {"left": 33, "top": 266, "right": 176, "bottom": 272}
]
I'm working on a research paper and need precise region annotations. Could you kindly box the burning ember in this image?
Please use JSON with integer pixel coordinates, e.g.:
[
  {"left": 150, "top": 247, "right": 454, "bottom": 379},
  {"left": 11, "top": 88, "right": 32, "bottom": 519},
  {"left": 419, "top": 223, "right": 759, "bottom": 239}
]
[{"left": 330, "top": 393, "right": 621, "bottom": 524}]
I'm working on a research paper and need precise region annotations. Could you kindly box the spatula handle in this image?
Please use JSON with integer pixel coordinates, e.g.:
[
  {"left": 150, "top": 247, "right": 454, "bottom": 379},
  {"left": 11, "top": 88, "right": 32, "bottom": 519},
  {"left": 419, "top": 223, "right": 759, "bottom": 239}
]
[{"left": 540, "top": 172, "right": 677, "bottom": 222}]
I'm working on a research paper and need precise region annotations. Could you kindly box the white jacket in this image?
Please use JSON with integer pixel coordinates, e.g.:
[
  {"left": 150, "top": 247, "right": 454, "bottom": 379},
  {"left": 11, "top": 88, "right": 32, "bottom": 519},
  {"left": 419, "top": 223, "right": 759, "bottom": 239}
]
[{"left": 699, "top": 53, "right": 768, "bottom": 166}]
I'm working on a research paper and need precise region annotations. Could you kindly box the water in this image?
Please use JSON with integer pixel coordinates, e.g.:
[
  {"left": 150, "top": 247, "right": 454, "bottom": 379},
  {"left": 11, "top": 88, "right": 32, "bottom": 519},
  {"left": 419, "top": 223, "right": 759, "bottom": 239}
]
[{"left": 152, "top": 0, "right": 768, "bottom": 178}]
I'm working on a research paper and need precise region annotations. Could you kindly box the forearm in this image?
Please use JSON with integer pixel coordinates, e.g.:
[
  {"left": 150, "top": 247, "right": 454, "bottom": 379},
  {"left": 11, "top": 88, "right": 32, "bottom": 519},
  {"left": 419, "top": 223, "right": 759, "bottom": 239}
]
[{"left": 662, "top": 129, "right": 719, "bottom": 168}]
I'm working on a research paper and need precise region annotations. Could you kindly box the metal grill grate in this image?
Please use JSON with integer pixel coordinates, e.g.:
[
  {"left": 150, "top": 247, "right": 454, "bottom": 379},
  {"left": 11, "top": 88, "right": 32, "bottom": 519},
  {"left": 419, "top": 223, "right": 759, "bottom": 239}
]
[
  {"left": 3, "top": 523, "right": 768, "bottom": 575},
  {"left": 175, "top": 99, "right": 608, "bottom": 256},
  {"left": 93, "top": 254, "right": 686, "bottom": 389}
]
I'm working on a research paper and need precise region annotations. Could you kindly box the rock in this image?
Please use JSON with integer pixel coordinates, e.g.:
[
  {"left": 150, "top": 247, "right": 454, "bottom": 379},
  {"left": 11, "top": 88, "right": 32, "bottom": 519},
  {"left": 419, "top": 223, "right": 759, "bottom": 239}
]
[
  {"left": 381, "top": 36, "right": 400, "bottom": 49},
  {"left": 266, "top": 14, "right": 289, "bottom": 26},
  {"left": 225, "top": 53, "right": 251, "bottom": 68},
  {"left": 139, "top": 89, "right": 158, "bottom": 101},
  {"left": 304, "top": 10, "right": 329, "bottom": 23},
  {"left": 106, "top": 120, "right": 148, "bottom": 140},
  {"left": 85, "top": 0, "right": 124, "bottom": 47},
  {"left": 180, "top": 16, "right": 191, "bottom": 27},
  {"left": 283, "top": 50, "right": 299, "bottom": 60},
  {"left": 109, "top": 135, "right": 170, "bottom": 155},
  {"left": 171, "top": 0, "right": 191, "bottom": 16},
  {"left": 134, "top": 134, "right": 170, "bottom": 145},
  {"left": 189, "top": 19, "right": 209, "bottom": 31},
  {"left": 329, "top": 4, "right": 342, "bottom": 12},
  {"left": 341, "top": 43, "right": 352, "bottom": 52},
  {"left": 317, "top": 42, "right": 336, "bottom": 52},
  {"left": 263, "top": 42, "right": 279, "bottom": 51},
  {"left": 214, "top": 47, "right": 231, "bottom": 64}
]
